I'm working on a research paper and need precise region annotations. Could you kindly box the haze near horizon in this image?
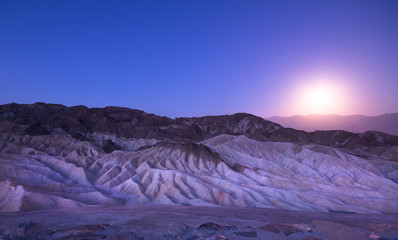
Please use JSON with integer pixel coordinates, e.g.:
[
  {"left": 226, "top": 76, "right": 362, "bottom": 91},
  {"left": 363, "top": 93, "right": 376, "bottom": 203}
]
[{"left": 1, "top": 0, "right": 398, "bottom": 118}]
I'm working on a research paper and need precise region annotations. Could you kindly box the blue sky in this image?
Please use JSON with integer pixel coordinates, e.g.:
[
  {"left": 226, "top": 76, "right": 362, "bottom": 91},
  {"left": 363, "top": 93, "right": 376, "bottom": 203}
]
[{"left": 1, "top": 0, "right": 398, "bottom": 117}]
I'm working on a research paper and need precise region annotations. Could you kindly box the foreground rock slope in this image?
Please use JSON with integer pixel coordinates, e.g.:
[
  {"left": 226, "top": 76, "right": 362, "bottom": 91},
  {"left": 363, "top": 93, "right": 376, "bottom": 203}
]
[
  {"left": 0, "top": 103, "right": 398, "bottom": 214},
  {"left": 1, "top": 205, "right": 398, "bottom": 240}
]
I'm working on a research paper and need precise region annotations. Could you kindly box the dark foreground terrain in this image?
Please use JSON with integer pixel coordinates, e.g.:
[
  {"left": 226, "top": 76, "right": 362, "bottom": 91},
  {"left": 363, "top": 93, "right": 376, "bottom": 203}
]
[{"left": 0, "top": 205, "right": 397, "bottom": 240}]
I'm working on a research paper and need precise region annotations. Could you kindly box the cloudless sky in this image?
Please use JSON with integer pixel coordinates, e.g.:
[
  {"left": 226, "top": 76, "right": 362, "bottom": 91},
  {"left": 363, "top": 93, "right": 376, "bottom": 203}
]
[{"left": 1, "top": 0, "right": 398, "bottom": 118}]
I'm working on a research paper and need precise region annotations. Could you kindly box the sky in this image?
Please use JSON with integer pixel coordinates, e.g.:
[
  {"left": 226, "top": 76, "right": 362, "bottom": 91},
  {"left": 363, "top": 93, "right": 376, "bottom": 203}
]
[{"left": 1, "top": 0, "right": 398, "bottom": 118}]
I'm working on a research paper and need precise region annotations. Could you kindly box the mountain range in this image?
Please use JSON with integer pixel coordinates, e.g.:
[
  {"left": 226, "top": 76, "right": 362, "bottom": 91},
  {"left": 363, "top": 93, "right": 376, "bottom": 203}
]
[
  {"left": 0, "top": 102, "right": 397, "bottom": 214},
  {"left": 267, "top": 113, "right": 398, "bottom": 136}
]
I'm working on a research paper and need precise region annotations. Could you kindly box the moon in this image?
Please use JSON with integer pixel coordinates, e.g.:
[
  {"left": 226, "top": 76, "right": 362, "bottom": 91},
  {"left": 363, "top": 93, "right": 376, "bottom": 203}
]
[
  {"left": 302, "top": 83, "right": 336, "bottom": 114},
  {"left": 289, "top": 75, "right": 347, "bottom": 115}
]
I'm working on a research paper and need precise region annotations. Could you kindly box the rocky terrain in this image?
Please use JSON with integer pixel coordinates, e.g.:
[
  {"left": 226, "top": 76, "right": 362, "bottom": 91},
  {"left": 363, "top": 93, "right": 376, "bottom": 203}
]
[
  {"left": 0, "top": 103, "right": 398, "bottom": 239},
  {"left": 1, "top": 205, "right": 398, "bottom": 240}
]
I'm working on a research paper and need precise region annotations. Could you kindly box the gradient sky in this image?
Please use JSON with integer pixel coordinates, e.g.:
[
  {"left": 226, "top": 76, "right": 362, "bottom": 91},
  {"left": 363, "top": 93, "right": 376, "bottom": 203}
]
[{"left": 1, "top": 0, "right": 398, "bottom": 118}]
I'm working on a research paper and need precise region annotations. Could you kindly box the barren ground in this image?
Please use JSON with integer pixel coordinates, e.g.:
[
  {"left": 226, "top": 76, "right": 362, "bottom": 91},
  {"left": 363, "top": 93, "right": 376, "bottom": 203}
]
[{"left": 1, "top": 205, "right": 398, "bottom": 239}]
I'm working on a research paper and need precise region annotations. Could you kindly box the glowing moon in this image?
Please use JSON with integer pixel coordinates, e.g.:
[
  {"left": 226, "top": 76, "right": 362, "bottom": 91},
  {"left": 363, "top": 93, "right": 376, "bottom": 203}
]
[
  {"left": 301, "top": 83, "right": 338, "bottom": 114},
  {"left": 288, "top": 75, "right": 348, "bottom": 115}
]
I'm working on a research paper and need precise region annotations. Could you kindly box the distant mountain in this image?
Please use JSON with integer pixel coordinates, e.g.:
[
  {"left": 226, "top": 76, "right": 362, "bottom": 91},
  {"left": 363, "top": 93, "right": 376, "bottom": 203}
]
[
  {"left": 267, "top": 113, "right": 398, "bottom": 136},
  {"left": 0, "top": 103, "right": 398, "bottom": 214}
]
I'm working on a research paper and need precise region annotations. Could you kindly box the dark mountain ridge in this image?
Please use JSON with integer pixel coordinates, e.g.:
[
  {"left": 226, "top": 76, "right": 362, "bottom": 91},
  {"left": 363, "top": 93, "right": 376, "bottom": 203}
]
[{"left": 1, "top": 103, "right": 398, "bottom": 154}]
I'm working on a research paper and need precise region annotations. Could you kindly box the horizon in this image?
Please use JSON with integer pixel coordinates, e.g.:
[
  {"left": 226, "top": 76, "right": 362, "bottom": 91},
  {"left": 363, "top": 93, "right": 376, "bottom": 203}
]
[
  {"left": 2, "top": 101, "right": 398, "bottom": 119},
  {"left": 1, "top": 1, "right": 398, "bottom": 118}
]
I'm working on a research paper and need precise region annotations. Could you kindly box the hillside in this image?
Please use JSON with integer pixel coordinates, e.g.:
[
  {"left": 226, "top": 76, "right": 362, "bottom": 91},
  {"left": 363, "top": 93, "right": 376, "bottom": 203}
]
[{"left": 0, "top": 103, "right": 397, "bottom": 215}]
